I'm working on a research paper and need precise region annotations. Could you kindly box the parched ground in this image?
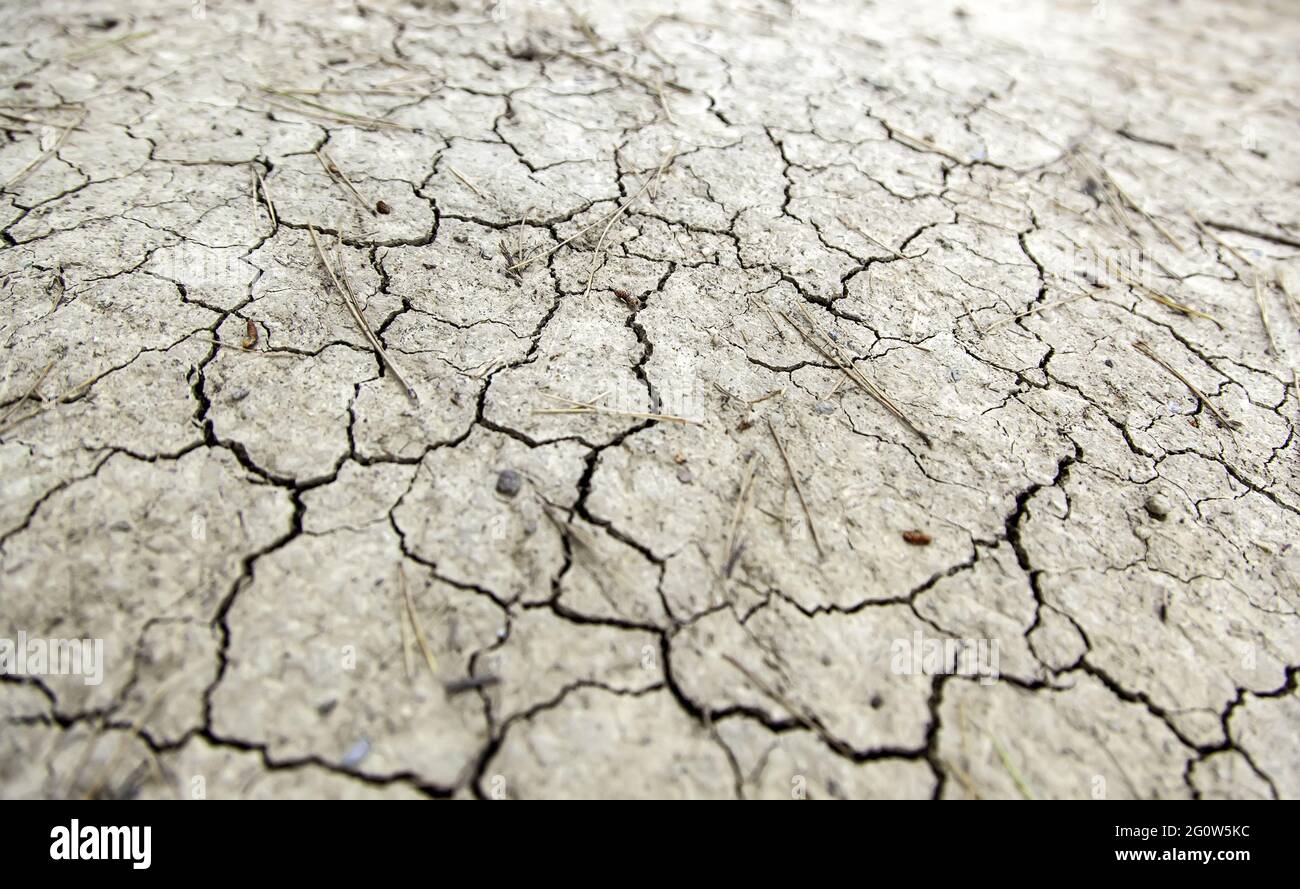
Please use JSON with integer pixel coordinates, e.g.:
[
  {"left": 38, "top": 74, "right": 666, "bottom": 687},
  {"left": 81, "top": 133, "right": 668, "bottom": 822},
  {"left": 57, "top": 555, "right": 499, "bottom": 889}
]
[{"left": 0, "top": 0, "right": 1297, "bottom": 800}]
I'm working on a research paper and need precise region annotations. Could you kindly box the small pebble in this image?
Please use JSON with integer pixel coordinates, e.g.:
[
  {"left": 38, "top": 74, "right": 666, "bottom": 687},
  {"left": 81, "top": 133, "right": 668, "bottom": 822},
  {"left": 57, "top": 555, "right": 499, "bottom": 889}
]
[
  {"left": 1144, "top": 494, "right": 1171, "bottom": 521},
  {"left": 340, "top": 737, "right": 371, "bottom": 768},
  {"left": 376, "top": 200, "right": 392, "bottom": 215},
  {"left": 677, "top": 465, "right": 694, "bottom": 484},
  {"left": 813, "top": 402, "right": 836, "bottom": 415},
  {"left": 495, "top": 469, "right": 522, "bottom": 497}
]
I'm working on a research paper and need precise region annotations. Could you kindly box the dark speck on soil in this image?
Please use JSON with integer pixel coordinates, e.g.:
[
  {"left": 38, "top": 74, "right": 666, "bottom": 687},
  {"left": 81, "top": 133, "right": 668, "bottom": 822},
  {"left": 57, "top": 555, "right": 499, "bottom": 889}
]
[{"left": 496, "top": 469, "right": 523, "bottom": 497}]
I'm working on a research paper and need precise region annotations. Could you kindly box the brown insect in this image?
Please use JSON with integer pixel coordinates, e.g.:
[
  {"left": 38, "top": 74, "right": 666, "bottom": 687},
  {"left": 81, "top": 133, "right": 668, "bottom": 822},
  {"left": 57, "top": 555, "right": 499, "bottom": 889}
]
[
  {"left": 613, "top": 289, "right": 637, "bottom": 310},
  {"left": 901, "top": 530, "right": 932, "bottom": 546},
  {"left": 241, "top": 319, "right": 258, "bottom": 350}
]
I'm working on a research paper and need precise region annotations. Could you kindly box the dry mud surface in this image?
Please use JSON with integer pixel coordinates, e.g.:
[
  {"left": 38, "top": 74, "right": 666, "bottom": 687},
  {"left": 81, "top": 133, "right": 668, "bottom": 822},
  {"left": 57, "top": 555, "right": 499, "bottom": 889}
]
[{"left": 1, "top": 0, "right": 1298, "bottom": 800}]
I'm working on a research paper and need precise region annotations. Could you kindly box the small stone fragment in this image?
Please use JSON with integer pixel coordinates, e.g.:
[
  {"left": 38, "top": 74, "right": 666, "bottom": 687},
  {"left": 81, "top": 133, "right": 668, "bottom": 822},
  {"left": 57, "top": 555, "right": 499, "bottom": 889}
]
[
  {"left": 814, "top": 402, "right": 836, "bottom": 415},
  {"left": 676, "top": 465, "right": 693, "bottom": 484},
  {"left": 1144, "top": 494, "right": 1171, "bottom": 521},
  {"left": 495, "top": 469, "right": 523, "bottom": 497},
  {"left": 340, "top": 737, "right": 370, "bottom": 768},
  {"left": 376, "top": 200, "right": 392, "bottom": 215}
]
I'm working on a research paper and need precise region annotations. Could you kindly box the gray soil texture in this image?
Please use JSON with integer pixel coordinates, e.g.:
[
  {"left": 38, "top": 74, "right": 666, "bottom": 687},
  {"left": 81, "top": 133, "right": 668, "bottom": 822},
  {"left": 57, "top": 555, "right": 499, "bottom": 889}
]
[{"left": 1, "top": 0, "right": 1298, "bottom": 799}]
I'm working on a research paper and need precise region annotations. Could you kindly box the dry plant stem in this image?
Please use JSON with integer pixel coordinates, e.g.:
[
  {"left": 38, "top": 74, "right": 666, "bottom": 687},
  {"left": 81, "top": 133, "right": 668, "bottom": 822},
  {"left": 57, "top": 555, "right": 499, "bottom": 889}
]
[
  {"left": 398, "top": 581, "right": 414, "bottom": 682},
  {"left": 1132, "top": 340, "right": 1240, "bottom": 430},
  {"left": 1203, "top": 219, "right": 1300, "bottom": 251},
  {"left": 583, "top": 149, "right": 674, "bottom": 296},
  {"left": 317, "top": 149, "right": 375, "bottom": 215},
  {"left": 1253, "top": 273, "right": 1281, "bottom": 356},
  {"left": 723, "top": 459, "right": 761, "bottom": 577},
  {"left": 534, "top": 393, "right": 700, "bottom": 426},
  {"left": 562, "top": 1, "right": 604, "bottom": 49},
  {"left": 66, "top": 30, "right": 153, "bottom": 60},
  {"left": 766, "top": 418, "right": 825, "bottom": 558},
  {"left": 0, "top": 360, "right": 55, "bottom": 427},
  {"left": 262, "top": 94, "right": 412, "bottom": 131},
  {"left": 556, "top": 48, "right": 691, "bottom": 94},
  {"left": 720, "top": 654, "right": 821, "bottom": 734},
  {"left": 982, "top": 291, "right": 1093, "bottom": 333},
  {"left": 890, "top": 128, "right": 964, "bottom": 164},
  {"left": 307, "top": 226, "right": 419, "bottom": 403},
  {"left": 515, "top": 146, "right": 677, "bottom": 273},
  {"left": 1099, "top": 166, "right": 1182, "bottom": 251},
  {"left": 81, "top": 676, "right": 174, "bottom": 800},
  {"left": 0, "top": 373, "right": 95, "bottom": 436},
  {"left": 399, "top": 566, "right": 438, "bottom": 679},
  {"left": 3, "top": 110, "right": 86, "bottom": 189},
  {"left": 447, "top": 164, "right": 487, "bottom": 199},
  {"left": 783, "top": 304, "right": 933, "bottom": 447},
  {"left": 1278, "top": 270, "right": 1300, "bottom": 330},
  {"left": 1111, "top": 265, "right": 1219, "bottom": 324},
  {"left": 251, "top": 165, "right": 277, "bottom": 227},
  {"left": 1191, "top": 210, "right": 1254, "bottom": 268},
  {"left": 838, "top": 216, "right": 923, "bottom": 260},
  {"left": 277, "top": 87, "right": 428, "bottom": 97}
]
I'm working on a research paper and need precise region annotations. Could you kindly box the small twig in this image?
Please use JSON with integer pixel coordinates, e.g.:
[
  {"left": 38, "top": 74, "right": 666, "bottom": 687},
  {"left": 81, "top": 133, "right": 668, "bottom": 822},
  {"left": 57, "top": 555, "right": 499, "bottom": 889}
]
[
  {"left": 534, "top": 393, "right": 701, "bottom": 426},
  {"left": 838, "top": 216, "right": 925, "bottom": 260},
  {"left": 723, "top": 458, "right": 761, "bottom": 577},
  {"left": 982, "top": 291, "right": 1093, "bottom": 334},
  {"left": 890, "top": 127, "right": 964, "bottom": 164},
  {"left": 562, "top": 1, "right": 604, "bottom": 49},
  {"left": 1190, "top": 209, "right": 1254, "bottom": 268},
  {"left": 1111, "top": 265, "right": 1219, "bottom": 325},
  {"left": 3, "top": 110, "right": 86, "bottom": 190},
  {"left": 555, "top": 48, "right": 691, "bottom": 94},
  {"left": 1132, "top": 340, "right": 1241, "bottom": 430},
  {"left": 66, "top": 29, "right": 154, "bottom": 60},
  {"left": 1097, "top": 166, "right": 1182, "bottom": 252},
  {"left": 399, "top": 566, "right": 439, "bottom": 680},
  {"left": 251, "top": 165, "right": 277, "bottom": 227},
  {"left": 1201, "top": 219, "right": 1300, "bottom": 250},
  {"left": 0, "top": 360, "right": 55, "bottom": 428},
  {"left": 397, "top": 578, "right": 414, "bottom": 682},
  {"left": 82, "top": 677, "right": 174, "bottom": 800},
  {"left": 782, "top": 304, "right": 932, "bottom": 446},
  {"left": 1253, "top": 273, "right": 1281, "bottom": 356},
  {"left": 720, "top": 654, "right": 821, "bottom": 734},
  {"left": 307, "top": 225, "right": 419, "bottom": 402},
  {"left": 447, "top": 164, "right": 487, "bottom": 200},
  {"left": 990, "top": 733, "right": 1037, "bottom": 801},
  {"left": 766, "top": 419, "right": 825, "bottom": 558},
  {"left": 0, "top": 372, "right": 95, "bottom": 436},
  {"left": 747, "top": 388, "right": 784, "bottom": 405},
  {"left": 261, "top": 93, "right": 414, "bottom": 131},
  {"left": 316, "top": 149, "right": 376, "bottom": 216},
  {"left": 513, "top": 145, "right": 678, "bottom": 273},
  {"left": 583, "top": 145, "right": 676, "bottom": 296},
  {"left": 275, "top": 87, "right": 430, "bottom": 98}
]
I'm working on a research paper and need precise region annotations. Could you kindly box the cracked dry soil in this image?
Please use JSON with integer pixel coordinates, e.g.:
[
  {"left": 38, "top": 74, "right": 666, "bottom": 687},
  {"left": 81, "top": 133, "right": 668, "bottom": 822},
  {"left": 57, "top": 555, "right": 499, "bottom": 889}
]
[{"left": 1, "top": 0, "right": 1298, "bottom": 801}]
